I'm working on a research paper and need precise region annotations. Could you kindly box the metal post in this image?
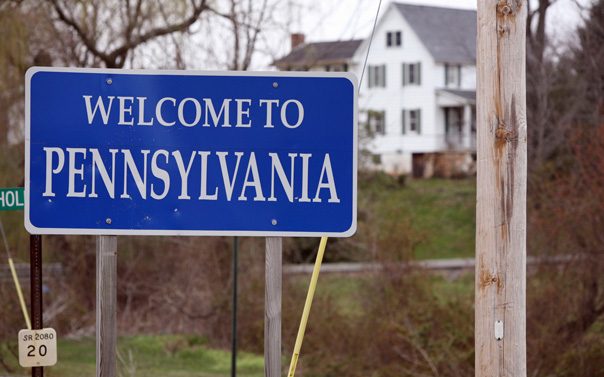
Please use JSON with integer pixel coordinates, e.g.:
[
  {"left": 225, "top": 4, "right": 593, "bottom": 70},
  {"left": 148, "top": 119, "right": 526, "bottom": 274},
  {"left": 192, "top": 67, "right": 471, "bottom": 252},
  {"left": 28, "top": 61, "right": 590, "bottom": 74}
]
[
  {"left": 231, "top": 236, "right": 238, "bottom": 377},
  {"left": 475, "top": 0, "right": 527, "bottom": 375},
  {"left": 30, "top": 235, "right": 43, "bottom": 377},
  {"left": 96, "top": 235, "right": 117, "bottom": 377},
  {"left": 264, "top": 237, "right": 282, "bottom": 377}
]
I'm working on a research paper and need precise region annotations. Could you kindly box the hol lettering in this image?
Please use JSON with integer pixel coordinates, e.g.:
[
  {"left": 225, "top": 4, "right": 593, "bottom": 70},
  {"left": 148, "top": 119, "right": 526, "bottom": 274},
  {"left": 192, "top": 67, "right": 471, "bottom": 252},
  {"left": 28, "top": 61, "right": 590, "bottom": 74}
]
[{"left": 0, "top": 190, "right": 24, "bottom": 208}]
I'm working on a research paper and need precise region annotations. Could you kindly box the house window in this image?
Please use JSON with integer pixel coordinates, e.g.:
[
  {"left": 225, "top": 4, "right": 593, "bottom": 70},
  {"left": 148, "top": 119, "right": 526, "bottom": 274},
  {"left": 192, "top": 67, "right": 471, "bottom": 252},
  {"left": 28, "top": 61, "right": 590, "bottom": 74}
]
[
  {"left": 445, "top": 63, "right": 461, "bottom": 87},
  {"left": 402, "top": 109, "right": 421, "bottom": 134},
  {"left": 402, "top": 62, "right": 421, "bottom": 86},
  {"left": 368, "top": 110, "right": 386, "bottom": 135},
  {"left": 386, "top": 31, "right": 402, "bottom": 47},
  {"left": 368, "top": 65, "right": 386, "bottom": 88},
  {"left": 409, "top": 110, "right": 419, "bottom": 131}
]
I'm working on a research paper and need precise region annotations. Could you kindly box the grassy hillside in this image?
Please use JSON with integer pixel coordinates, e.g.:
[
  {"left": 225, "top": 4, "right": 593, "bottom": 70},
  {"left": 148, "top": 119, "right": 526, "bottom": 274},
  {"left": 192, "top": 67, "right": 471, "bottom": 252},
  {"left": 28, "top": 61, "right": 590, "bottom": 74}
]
[{"left": 356, "top": 174, "right": 476, "bottom": 260}]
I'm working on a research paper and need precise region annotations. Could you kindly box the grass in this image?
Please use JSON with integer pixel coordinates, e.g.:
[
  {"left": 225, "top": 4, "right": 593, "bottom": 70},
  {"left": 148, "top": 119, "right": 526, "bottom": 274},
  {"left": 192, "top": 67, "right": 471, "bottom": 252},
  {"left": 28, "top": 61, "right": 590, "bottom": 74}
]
[
  {"left": 4, "top": 335, "right": 264, "bottom": 377},
  {"left": 2, "top": 272, "right": 473, "bottom": 377},
  {"left": 358, "top": 175, "right": 476, "bottom": 260},
  {"left": 406, "top": 178, "right": 475, "bottom": 259},
  {"left": 311, "top": 275, "right": 368, "bottom": 319}
]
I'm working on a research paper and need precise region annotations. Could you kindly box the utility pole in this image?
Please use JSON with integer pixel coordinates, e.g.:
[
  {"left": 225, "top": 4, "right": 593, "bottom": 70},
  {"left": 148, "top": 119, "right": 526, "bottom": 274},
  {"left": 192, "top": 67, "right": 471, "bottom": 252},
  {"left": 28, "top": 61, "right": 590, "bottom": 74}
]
[{"left": 475, "top": 1, "right": 527, "bottom": 376}]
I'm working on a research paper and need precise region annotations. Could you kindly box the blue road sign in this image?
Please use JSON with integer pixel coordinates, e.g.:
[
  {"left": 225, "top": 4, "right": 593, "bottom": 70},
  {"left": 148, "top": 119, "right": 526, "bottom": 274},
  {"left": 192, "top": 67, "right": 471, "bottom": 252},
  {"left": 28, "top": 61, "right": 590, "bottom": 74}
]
[{"left": 25, "top": 67, "right": 357, "bottom": 236}]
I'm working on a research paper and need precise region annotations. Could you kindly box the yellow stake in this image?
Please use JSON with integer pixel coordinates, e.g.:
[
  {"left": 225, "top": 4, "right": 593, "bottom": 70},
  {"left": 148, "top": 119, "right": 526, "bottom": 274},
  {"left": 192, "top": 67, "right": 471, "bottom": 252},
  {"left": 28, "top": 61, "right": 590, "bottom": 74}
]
[
  {"left": 287, "top": 236, "right": 328, "bottom": 377},
  {"left": 1, "top": 216, "right": 31, "bottom": 330},
  {"left": 8, "top": 258, "right": 31, "bottom": 330}
]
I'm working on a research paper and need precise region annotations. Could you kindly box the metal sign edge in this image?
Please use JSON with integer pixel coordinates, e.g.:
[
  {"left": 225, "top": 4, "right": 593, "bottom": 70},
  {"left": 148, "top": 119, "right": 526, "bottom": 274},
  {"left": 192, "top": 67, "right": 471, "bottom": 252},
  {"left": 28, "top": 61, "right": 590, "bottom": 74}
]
[{"left": 24, "top": 67, "right": 358, "bottom": 237}]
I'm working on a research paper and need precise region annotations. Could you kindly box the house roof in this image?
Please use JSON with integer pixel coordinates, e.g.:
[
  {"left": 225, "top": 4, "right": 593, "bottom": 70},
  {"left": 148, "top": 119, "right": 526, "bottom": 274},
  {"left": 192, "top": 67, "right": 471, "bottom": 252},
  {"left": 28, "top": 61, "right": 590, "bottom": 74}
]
[
  {"left": 273, "top": 4, "right": 476, "bottom": 68},
  {"left": 436, "top": 89, "right": 476, "bottom": 106},
  {"left": 441, "top": 89, "right": 476, "bottom": 101},
  {"left": 273, "top": 39, "right": 363, "bottom": 69},
  {"left": 393, "top": 3, "right": 476, "bottom": 63}
]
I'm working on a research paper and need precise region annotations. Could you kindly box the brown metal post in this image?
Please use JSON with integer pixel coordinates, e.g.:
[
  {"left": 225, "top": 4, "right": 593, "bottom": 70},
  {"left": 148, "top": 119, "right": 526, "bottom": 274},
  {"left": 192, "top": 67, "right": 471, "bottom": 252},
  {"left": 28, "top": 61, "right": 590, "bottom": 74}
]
[{"left": 30, "top": 234, "right": 43, "bottom": 377}]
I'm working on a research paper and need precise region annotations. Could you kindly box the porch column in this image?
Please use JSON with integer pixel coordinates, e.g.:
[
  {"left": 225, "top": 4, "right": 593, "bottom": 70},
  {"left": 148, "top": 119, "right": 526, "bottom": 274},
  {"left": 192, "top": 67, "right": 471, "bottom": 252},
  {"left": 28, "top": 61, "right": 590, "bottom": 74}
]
[{"left": 463, "top": 104, "right": 472, "bottom": 150}]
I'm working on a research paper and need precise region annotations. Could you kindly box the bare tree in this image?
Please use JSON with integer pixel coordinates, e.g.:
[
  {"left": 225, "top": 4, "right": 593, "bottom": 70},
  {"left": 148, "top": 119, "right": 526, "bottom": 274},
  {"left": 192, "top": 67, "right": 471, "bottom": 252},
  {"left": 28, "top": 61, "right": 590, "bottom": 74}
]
[
  {"left": 185, "top": 0, "right": 294, "bottom": 71},
  {"left": 222, "top": 0, "right": 270, "bottom": 71},
  {"left": 0, "top": 1, "right": 28, "bottom": 146},
  {"left": 527, "top": 0, "right": 557, "bottom": 63},
  {"left": 527, "top": 1, "right": 604, "bottom": 374},
  {"left": 525, "top": 0, "right": 582, "bottom": 173},
  {"left": 45, "top": 0, "right": 211, "bottom": 68},
  {"left": 42, "top": 0, "right": 300, "bottom": 71},
  {"left": 572, "top": 0, "right": 604, "bottom": 125}
]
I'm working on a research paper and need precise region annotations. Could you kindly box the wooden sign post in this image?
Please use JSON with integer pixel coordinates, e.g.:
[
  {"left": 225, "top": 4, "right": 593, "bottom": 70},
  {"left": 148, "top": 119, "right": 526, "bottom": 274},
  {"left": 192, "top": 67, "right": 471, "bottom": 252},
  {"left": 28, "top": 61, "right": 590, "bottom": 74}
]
[
  {"left": 265, "top": 237, "right": 282, "bottom": 377},
  {"left": 476, "top": 0, "right": 527, "bottom": 376},
  {"left": 96, "top": 235, "right": 117, "bottom": 377}
]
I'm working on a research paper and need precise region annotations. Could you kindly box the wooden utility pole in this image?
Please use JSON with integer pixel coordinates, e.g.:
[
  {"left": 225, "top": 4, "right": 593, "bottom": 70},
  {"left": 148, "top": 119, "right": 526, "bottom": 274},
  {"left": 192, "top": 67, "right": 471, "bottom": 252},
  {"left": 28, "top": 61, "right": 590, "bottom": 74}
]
[{"left": 475, "top": 1, "right": 527, "bottom": 376}]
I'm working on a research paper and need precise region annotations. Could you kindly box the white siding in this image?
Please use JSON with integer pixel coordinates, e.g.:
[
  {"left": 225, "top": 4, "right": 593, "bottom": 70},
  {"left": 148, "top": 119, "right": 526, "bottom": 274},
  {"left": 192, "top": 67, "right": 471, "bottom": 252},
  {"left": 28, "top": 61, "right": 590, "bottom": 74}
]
[
  {"left": 435, "top": 63, "right": 476, "bottom": 90},
  {"left": 351, "top": 3, "right": 444, "bottom": 172},
  {"left": 321, "top": 4, "right": 476, "bottom": 173},
  {"left": 461, "top": 65, "right": 476, "bottom": 89}
]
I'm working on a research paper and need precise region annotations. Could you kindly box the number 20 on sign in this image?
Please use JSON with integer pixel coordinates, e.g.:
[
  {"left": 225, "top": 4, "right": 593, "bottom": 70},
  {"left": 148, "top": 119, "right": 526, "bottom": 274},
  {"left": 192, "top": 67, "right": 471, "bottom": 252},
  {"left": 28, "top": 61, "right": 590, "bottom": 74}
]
[{"left": 18, "top": 328, "right": 57, "bottom": 367}]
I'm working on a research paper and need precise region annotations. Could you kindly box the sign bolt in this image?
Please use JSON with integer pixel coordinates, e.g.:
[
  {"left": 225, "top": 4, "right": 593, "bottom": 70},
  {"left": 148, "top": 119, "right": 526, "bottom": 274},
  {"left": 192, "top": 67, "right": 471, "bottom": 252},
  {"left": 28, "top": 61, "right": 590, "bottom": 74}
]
[
  {"left": 273, "top": 82, "right": 278, "bottom": 88},
  {"left": 271, "top": 219, "right": 277, "bottom": 226},
  {"left": 106, "top": 218, "right": 112, "bottom": 225},
  {"left": 106, "top": 78, "right": 112, "bottom": 85}
]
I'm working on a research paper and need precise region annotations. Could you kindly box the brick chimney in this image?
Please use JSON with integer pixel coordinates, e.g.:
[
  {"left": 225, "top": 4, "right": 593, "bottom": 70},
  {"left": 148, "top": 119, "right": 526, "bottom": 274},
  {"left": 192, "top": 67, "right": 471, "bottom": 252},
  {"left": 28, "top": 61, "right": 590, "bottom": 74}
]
[{"left": 291, "top": 33, "right": 305, "bottom": 50}]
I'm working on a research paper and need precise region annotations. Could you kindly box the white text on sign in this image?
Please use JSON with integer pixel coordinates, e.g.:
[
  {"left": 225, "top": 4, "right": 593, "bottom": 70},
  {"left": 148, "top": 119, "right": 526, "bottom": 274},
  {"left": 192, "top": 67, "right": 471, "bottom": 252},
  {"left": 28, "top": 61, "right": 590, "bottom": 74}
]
[
  {"left": 83, "top": 96, "right": 305, "bottom": 129},
  {"left": 0, "top": 187, "right": 25, "bottom": 210},
  {"left": 41, "top": 149, "right": 340, "bottom": 203}
]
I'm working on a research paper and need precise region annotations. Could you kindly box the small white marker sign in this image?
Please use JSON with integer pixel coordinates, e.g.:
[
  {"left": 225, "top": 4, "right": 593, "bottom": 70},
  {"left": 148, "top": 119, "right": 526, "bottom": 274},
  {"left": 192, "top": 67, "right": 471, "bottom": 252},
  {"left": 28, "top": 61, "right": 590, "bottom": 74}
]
[{"left": 18, "top": 328, "right": 57, "bottom": 367}]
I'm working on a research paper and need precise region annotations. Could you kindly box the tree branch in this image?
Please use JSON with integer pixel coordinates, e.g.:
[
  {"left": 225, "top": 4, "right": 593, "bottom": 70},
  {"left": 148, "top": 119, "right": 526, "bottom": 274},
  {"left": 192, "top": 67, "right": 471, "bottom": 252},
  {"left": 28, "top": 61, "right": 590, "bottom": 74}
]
[
  {"left": 48, "top": 0, "right": 110, "bottom": 64},
  {"left": 49, "top": 0, "right": 211, "bottom": 68},
  {"left": 106, "top": 0, "right": 209, "bottom": 67}
]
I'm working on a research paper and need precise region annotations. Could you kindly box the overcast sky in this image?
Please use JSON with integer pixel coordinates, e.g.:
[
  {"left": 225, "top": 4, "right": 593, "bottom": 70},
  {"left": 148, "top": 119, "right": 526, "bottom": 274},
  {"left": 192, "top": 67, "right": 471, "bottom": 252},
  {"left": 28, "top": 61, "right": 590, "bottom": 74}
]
[
  {"left": 296, "top": 0, "right": 591, "bottom": 43},
  {"left": 184, "top": 0, "right": 595, "bottom": 71}
]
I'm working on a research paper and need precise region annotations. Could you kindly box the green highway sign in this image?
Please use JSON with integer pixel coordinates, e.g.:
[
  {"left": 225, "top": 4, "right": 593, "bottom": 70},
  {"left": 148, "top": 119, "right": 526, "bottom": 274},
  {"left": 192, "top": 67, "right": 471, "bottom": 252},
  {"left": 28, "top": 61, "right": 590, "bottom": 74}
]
[{"left": 0, "top": 188, "right": 24, "bottom": 211}]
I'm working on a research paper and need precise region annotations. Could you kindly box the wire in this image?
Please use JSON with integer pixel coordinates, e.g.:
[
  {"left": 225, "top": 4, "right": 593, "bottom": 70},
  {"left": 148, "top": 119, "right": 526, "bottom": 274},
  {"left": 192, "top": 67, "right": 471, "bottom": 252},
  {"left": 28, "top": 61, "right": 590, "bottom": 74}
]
[
  {"left": 286, "top": 3, "right": 383, "bottom": 376},
  {"left": 358, "top": 0, "right": 383, "bottom": 90}
]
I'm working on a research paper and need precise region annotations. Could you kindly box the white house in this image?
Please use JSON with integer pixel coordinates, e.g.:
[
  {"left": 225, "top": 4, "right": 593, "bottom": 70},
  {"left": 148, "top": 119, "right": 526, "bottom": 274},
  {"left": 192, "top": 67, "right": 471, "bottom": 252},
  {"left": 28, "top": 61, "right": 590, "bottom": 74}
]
[{"left": 274, "top": 2, "right": 477, "bottom": 178}]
